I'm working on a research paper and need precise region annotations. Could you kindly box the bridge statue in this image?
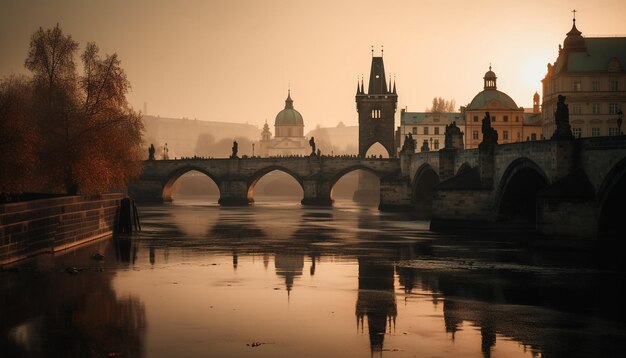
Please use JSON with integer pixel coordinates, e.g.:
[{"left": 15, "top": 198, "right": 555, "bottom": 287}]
[
  {"left": 444, "top": 121, "right": 464, "bottom": 149},
  {"left": 231, "top": 141, "right": 238, "bottom": 159},
  {"left": 551, "top": 95, "right": 574, "bottom": 139},
  {"left": 481, "top": 112, "right": 498, "bottom": 144},
  {"left": 420, "top": 139, "right": 430, "bottom": 152},
  {"left": 401, "top": 133, "right": 416, "bottom": 153},
  {"left": 309, "top": 137, "right": 316, "bottom": 156},
  {"left": 148, "top": 144, "right": 155, "bottom": 161}
]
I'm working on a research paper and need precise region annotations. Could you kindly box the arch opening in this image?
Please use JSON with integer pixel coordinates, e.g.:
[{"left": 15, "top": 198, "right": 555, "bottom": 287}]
[
  {"left": 364, "top": 142, "right": 390, "bottom": 159},
  {"left": 163, "top": 169, "right": 220, "bottom": 204},
  {"left": 498, "top": 164, "right": 548, "bottom": 225},
  {"left": 247, "top": 169, "right": 303, "bottom": 204},
  {"left": 598, "top": 160, "right": 626, "bottom": 240},
  {"left": 332, "top": 168, "right": 380, "bottom": 207},
  {"left": 412, "top": 165, "right": 440, "bottom": 219}
]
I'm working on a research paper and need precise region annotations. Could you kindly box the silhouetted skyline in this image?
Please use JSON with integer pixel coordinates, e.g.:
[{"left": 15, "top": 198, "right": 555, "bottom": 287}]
[{"left": 1, "top": 0, "right": 625, "bottom": 130}]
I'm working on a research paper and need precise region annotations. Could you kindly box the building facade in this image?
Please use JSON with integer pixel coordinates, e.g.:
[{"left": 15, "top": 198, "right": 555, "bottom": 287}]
[
  {"left": 398, "top": 110, "right": 464, "bottom": 152},
  {"left": 542, "top": 17, "right": 626, "bottom": 138},
  {"left": 464, "top": 67, "right": 526, "bottom": 149},
  {"left": 258, "top": 91, "right": 309, "bottom": 157}
]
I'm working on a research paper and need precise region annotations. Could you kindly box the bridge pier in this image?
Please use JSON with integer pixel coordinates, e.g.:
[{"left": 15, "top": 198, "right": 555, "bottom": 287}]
[
  {"left": 218, "top": 178, "right": 252, "bottom": 206},
  {"left": 378, "top": 174, "right": 412, "bottom": 212},
  {"left": 301, "top": 178, "right": 333, "bottom": 206}
]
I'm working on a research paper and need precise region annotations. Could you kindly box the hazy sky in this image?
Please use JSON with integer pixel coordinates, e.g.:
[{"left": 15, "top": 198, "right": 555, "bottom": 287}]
[{"left": 1, "top": 0, "right": 625, "bottom": 131}]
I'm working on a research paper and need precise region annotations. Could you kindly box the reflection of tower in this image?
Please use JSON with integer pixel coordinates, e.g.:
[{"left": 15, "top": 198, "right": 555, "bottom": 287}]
[
  {"left": 274, "top": 253, "right": 304, "bottom": 297},
  {"left": 355, "top": 258, "right": 397, "bottom": 355},
  {"left": 356, "top": 48, "right": 398, "bottom": 158}
]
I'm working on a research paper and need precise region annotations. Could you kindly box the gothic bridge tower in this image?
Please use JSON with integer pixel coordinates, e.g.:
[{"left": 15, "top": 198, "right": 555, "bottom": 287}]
[{"left": 356, "top": 49, "right": 398, "bottom": 157}]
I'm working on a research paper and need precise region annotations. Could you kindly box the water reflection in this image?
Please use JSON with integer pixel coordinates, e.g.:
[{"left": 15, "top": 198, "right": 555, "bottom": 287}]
[
  {"left": 2, "top": 201, "right": 625, "bottom": 357},
  {"left": 1, "top": 241, "right": 146, "bottom": 358}
]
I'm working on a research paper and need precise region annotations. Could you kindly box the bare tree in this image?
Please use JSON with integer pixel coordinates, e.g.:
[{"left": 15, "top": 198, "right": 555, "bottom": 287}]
[{"left": 426, "top": 97, "right": 456, "bottom": 113}]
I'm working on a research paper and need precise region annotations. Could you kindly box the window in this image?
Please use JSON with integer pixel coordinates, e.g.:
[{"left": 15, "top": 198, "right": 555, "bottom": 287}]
[
  {"left": 503, "top": 130, "right": 509, "bottom": 140},
  {"left": 531, "top": 133, "right": 537, "bottom": 141},
  {"left": 371, "top": 109, "right": 381, "bottom": 118},
  {"left": 434, "top": 127, "right": 440, "bottom": 135},
  {"left": 609, "top": 104, "right": 619, "bottom": 115},
  {"left": 592, "top": 80, "right": 600, "bottom": 91},
  {"left": 609, "top": 128, "right": 619, "bottom": 136},
  {"left": 472, "top": 130, "right": 479, "bottom": 140},
  {"left": 515, "top": 116, "right": 519, "bottom": 122},
  {"left": 434, "top": 139, "right": 439, "bottom": 150},
  {"left": 573, "top": 81, "right": 581, "bottom": 91},
  {"left": 491, "top": 115, "right": 496, "bottom": 122},
  {"left": 572, "top": 104, "right": 582, "bottom": 115},
  {"left": 572, "top": 127, "right": 582, "bottom": 138},
  {"left": 424, "top": 127, "right": 429, "bottom": 135},
  {"left": 610, "top": 79, "right": 619, "bottom": 91},
  {"left": 592, "top": 127, "right": 600, "bottom": 137},
  {"left": 473, "top": 115, "right": 478, "bottom": 122},
  {"left": 592, "top": 103, "right": 600, "bottom": 115},
  {"left": 412, "top": 127, "right": 417, "bottom": 135},
  {"left": 503, "top": 115, "right": 509, "bottom": 122}
]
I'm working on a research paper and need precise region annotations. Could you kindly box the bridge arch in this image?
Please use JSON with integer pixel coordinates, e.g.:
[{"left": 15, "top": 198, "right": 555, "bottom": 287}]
[
  {"left": 495, "top": 158, "right": 549, "bottom": 224},
  {"left": 597, "top": 158, "right": 626, "bottom": 239},
  {"left": 162, "top": 166, "right": 221, "bottom": 202},
  {"left": 330, "top": 165, "right": 382, "bottom": 204},
  {"left": 411, "top": 163, "right": 440, "bottom": 219},
  {"left": 247, "top": 166, "right": 304, "bottom": 203}
]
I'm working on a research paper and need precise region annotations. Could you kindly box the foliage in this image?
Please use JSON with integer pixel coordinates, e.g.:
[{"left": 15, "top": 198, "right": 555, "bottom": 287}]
[
  {"left": 0, "top": 75, "right": 39, "bottom": 194},
  {"left": 426, "top": 97, "right": 456, "bottom": 113},
  {"left": 0, "top": 24, "right": 143, "bottom": 196}
]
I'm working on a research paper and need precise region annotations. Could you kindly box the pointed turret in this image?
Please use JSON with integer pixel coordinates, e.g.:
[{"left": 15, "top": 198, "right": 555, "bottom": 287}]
[{"left": 368, "top": 56, "right": 388, "bottom": 94}]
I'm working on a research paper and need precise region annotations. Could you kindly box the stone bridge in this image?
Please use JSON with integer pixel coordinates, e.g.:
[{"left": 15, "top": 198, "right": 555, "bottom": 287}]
[
  {"left": 128, "top": 157, "right": 409, "bottom": 210},
  {"left": 405, "top": 136, "right": 626, "bottom": 239}
]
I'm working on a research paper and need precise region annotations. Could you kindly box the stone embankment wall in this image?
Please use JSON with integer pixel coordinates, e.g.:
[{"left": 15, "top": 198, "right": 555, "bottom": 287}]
[{"left": 0, "top": 194, "right": 123, "bottom": 265}]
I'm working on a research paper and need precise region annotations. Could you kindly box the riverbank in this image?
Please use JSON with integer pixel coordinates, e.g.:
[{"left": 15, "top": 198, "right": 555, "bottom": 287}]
[{"left": 0, "top": 193, "right": 123, "bottom": 266}]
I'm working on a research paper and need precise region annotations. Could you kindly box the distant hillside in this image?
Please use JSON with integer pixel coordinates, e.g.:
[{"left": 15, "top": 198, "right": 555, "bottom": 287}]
[{"left": 142, "top": 115, "right": 260, "bottom": 159}]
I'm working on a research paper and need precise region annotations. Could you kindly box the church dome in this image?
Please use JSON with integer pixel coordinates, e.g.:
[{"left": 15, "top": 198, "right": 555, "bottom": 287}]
[
  {"left": 275, "top": 91, "right": 304, "bottom": 126},
  {"left": 467, "top": 89, "right": 519, "bottom": 110},
  {"left": 484, "top": 69, "right": 497, "bottom": 80},
  {"left": 563, "top": 19, "right": 586, "bottom": 52}
]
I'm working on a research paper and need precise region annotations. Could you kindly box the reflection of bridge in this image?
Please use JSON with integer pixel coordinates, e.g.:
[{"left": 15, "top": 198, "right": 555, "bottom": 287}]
[{"left": 128, "top": 157, "right": 410, "bottom": 210}]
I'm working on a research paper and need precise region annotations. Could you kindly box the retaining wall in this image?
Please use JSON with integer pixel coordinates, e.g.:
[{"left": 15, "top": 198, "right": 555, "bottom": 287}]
[{"left": 0, "top": 194, "right": 123, "bottom": 265}]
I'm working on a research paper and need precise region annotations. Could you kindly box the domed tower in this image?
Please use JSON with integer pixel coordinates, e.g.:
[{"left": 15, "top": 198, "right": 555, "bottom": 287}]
[
  {"left": 275, "top": 90, "right": 304, "bottom": 138},
  {"left": 562, "top": 14, "right": 587, "bottom": 53},
  {"left": 265, "top": 90, "right": 308, "bottom": 156},
  {"left": 258, "top": 120, "right": 272, "bottom": 157},
  {"left": 464, "top": 65, "right": 524, "bottom": 148},
  {"left": 483, "top": 66, "right": 497, "bottom": 89}
]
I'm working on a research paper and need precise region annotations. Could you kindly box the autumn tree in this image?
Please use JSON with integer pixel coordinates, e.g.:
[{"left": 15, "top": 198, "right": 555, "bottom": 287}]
[
  {"left": 0, "top": 75, "right": 39, "bottom": 195},
  {"left": 426, "top": 97, "right": 456, "bottom": 113},
  {"left": 23, "top": 24, "right": 143, "bottom": 195}
]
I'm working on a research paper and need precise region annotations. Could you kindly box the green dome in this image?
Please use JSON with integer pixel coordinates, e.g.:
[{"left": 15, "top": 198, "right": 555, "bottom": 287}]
[
  {"left": 275, "top": 91, "right": 304, "bottom": 126},
  {"left": 467, "top": 89, "right": 519, "bottom": 110}
]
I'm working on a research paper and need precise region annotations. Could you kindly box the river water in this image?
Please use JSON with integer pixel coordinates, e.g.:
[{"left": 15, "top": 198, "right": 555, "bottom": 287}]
[{"left": 2, "top": 198, "right": 625, "bottom": 358}]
